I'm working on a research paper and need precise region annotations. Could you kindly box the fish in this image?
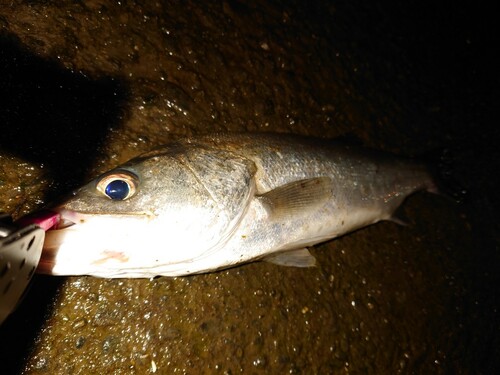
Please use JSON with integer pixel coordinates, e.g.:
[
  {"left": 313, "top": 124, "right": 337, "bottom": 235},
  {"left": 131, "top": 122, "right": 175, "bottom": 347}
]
[{"left": 33, "top": 133, "right": 439, "bottom": 278}]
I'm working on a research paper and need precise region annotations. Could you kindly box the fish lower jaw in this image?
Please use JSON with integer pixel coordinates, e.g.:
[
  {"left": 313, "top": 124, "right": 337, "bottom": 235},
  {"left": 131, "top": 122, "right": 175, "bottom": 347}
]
[{"left": 39, "top": 223, "right": 217, "bottom": 277}]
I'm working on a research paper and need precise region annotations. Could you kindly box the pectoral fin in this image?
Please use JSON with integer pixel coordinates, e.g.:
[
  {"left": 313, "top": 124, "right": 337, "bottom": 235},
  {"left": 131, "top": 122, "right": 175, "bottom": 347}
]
[
  {"left": 263, "top": 248, "right": 317, "bottom": 268},
  {"left": 258, "top": 177, "right": 332, "bottom": 220}
]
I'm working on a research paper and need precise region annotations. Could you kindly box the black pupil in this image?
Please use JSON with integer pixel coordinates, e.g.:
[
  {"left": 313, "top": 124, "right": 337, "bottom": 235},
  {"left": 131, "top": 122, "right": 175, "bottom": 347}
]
[{"left": 105, "top": 180, "right": 130, "bottom": 200}]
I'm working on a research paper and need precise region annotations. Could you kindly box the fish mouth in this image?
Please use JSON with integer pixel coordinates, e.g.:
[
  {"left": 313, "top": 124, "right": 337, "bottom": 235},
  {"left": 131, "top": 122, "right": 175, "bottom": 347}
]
[
  {"left": 16, "top": 209, "right": 63, "bottom": 231},
  {"left": 27, "top": 208, "right": 154, "bottom": 276},
  {"left": 16, "top": 208, "right": 80, "bottom": 274},
  {"left": 40, "top": 208, "right": 106, "bottom": 274},
  {"left": 49, "top": 209, "right": 82, "bottom": 230},
  {"left": 16, "top": 208, "right": 84, "bottom": 231}
]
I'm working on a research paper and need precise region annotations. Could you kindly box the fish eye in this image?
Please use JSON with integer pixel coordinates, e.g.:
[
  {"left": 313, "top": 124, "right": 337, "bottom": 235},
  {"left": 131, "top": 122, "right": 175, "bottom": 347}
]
[
  {"left": 105, "top": 180, "right": 130, "bottom": 200},
  {"left": 96, "top": 171, "right": 139, "bottom": 200}
]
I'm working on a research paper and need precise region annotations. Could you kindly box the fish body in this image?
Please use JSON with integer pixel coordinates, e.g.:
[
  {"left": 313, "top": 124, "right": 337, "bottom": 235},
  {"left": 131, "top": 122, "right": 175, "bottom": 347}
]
[{"left": 39, "top": 133, "right": 436, "bottom": 277}]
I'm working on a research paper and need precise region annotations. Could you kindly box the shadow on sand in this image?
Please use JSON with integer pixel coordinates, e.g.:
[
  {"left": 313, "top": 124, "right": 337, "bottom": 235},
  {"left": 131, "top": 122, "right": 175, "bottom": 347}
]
[{"left": 0, "top": 32, "right": 129, "bottom": 374}]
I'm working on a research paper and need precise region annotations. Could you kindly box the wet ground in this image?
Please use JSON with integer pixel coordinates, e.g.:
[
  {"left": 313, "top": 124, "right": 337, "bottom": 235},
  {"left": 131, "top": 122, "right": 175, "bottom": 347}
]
[{"left": 0, "top": 1, "right": 498, "bottom": 374}]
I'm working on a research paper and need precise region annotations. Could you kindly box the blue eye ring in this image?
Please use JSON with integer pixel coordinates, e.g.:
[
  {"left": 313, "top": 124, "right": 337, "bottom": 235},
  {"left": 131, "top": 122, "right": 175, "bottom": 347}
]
[{"left": 96, "top": 170, "right": 139, "bottom": 200}]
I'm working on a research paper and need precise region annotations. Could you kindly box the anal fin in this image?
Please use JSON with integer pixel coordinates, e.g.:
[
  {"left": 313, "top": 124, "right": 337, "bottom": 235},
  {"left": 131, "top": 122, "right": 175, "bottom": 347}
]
[
  {"left": 388, "top": 206, "right": 410, "bottom": 226},
  {"left": 263, "top": 248, "right": 317, "bottom": 268}
]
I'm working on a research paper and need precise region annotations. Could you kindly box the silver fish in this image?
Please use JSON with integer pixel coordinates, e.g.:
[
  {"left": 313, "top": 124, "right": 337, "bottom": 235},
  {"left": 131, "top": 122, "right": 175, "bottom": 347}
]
[{"left": 38, "top": 133, "right": 437, "bottom": 278}]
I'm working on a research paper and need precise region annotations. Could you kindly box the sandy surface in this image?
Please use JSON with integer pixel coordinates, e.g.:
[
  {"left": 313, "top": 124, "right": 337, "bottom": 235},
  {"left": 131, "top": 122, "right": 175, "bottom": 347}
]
[{"left": 0, "top": 1, "right": 498, "bottom": 374}]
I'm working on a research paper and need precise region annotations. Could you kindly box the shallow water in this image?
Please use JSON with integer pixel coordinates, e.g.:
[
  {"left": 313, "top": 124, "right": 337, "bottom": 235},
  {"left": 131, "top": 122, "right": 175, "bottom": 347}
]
[{"left": 0, "top": 1, "right": 498, "bottom": 374}]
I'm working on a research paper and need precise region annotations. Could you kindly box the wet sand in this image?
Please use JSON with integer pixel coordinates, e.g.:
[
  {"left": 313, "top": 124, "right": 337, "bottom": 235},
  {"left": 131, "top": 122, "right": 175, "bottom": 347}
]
[{"left": 0, "top": 2, "right": 498, "bottom": 374}]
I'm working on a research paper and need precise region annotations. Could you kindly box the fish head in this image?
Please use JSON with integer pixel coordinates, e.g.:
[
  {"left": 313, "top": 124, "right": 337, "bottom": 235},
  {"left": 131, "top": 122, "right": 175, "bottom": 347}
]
[{"left": 40, "top": 152, "right": 229, "bottom": 277}]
